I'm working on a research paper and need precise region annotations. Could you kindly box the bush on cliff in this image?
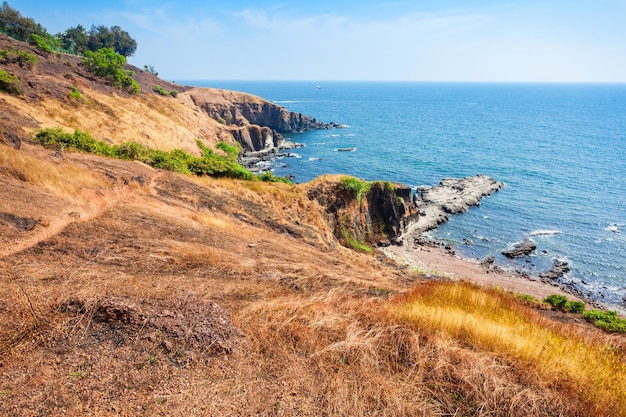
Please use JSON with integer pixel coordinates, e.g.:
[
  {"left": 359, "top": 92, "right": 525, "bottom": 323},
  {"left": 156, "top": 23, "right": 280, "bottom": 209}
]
[
  {"left": 32, "top": 128, "right": 263, "bottom": 181},
  {"left": 83, "top": 47, "right": 139, "bottom": 94},
  {"left": 0, "top": 47, "right": 38, "bottom": 69},
  {"left": 340, "top": 176, "right": 370, "bottom": 204},
  {"left": 0, "top": 68, "right": 20, "bottom": 94}
]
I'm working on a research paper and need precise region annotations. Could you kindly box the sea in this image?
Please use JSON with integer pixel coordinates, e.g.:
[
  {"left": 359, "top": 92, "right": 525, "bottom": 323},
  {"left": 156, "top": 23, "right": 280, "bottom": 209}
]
[{"left": 186, "top": 81, "right": 626, "bottom": 311}]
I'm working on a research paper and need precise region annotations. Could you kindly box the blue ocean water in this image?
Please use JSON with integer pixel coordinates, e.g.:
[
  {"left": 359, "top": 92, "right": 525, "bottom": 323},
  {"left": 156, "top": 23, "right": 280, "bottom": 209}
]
[{"left": 188, "top": 81, "right": 626, "bottom": 310}]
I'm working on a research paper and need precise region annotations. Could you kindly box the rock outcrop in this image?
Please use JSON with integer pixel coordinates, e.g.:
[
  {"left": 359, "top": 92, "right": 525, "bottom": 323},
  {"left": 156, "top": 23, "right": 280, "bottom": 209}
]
[
  {"left": 539, "top": 260, "right": 570, "bottom": 280},
  {"left": 308, "top": 179, "right": 419, "bottom": 249},
  {"left": 410, "top": 175, "right": 504, "bottom": 234},
  {"left": 502, "top": 240, "right": 537, "bottom": 259},
  {"left": 188, "top": 88, "right": 340, "bottom": 154}
]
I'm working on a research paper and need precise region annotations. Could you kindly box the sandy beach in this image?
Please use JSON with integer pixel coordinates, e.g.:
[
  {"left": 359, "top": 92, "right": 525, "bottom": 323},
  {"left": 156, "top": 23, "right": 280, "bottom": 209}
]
[{"left": 381, "top": 229, "right": 586, "bottom": 303}]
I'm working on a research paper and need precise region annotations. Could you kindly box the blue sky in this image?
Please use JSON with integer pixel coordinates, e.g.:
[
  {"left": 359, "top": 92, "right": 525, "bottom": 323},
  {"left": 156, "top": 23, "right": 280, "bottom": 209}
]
[{"left": 10, "top": 1, "right": 626, "bottom": 82}]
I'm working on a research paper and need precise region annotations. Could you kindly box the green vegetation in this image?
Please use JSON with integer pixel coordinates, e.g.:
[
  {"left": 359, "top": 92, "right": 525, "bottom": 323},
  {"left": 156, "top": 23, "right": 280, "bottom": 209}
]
[
  {"left": 543, "top": 294, "right": 626, "bottom": 333},
  {"left": 29, "top": 33, "right": 54, "bottom": 52},
  {"left": 0, "top": 68, "right": 20, "bottom": 94},
  {"left": 257, "top": 171, "right": 292, "bottom": 184},
  {"left": 32, "top": 128, "right": 272, "bottom": 181},
  {"left": 582, "top": 309, "right": 626, "bottom": 333},
  {"left": 83, "top": 48, "right": 139, "bottom": 94},
  {"left": 543, "top": 294, "right": 585, "bottom": 314},
  {"left": 340, "top": 176, "right": 370, "bottom": 204},
  {"left": 153, "top": 84, "right": 178, "bottom": 98},
  {"left": 339, "top": 213, "right": 372, "bottom": 253},
  {"left": 0, "top": 46, "right": 37, "bottom": 68},
  {"left": 1, "top": 3, "right": 137, "bottom": 57},
  {"left": 216, "top": 141, "right": 240, "bottom": 160},
  {"left": 68, "top": 86, "right": 83, "bottom": 102},
  {"left": 0, "top": 2, "right": 46, "bottom": 42},
  {"left": 144, "top": 64, "right": 158, "bottom": 76},
  {"left": 153, "top": 85, "right": 169, "bottom": 96}
]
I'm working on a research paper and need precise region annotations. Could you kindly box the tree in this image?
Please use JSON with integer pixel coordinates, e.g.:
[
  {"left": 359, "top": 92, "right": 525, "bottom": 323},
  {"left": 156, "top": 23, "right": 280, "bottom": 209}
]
[
  {"left": 0, "top": 1, "right": 46, "bottom": 41},
  {"left": 110, "top": 25, "right": 137, "bottom": 57},
  {"left": 59, "top": 25, "right": 88, "bottom": 55},
  {"left": 87, "top": 24, "right": 136, "bottom": 57}
]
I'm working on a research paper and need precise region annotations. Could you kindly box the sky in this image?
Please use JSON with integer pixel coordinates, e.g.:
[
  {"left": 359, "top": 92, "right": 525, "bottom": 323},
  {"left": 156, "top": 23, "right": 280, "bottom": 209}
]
[{"left": 9, "top": 0, "right": 626, "bottom": 82}]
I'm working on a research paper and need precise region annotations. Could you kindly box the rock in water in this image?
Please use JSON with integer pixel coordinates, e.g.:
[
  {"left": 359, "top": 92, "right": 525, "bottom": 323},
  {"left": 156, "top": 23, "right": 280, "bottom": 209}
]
[
  {"left": 539, "top": 260, "right": 570, "bottom": 280},
  {"left": 502, "top": 240, "right": 537, "bottom": 259},
  {"left": 411, "top": 174, "right": 504, "bottom": 233}
]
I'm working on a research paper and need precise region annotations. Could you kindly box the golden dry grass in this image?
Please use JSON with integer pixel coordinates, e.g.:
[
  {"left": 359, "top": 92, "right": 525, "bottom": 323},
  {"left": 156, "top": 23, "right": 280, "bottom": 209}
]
[
  {"left": 0, "top": 143, "right": 110, "bottom": 202},
  {"left": 392, "top": 282, "right": 626, "bottom": 416}
]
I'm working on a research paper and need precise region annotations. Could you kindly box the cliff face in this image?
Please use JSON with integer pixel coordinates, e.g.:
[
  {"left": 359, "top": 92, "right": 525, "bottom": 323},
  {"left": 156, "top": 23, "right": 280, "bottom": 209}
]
[
  {"left": 188, "top": 88, "right": 340, "bottom": 154},
  {"left": 307, "top": 178, "right": 419, "bottom": 249}
]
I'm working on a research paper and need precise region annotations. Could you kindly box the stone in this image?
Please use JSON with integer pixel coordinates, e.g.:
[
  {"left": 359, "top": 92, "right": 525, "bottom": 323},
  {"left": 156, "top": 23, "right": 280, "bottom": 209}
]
[
  {"left": 539, "top": 260, "right": 570, "bottom": 280},
  {"left": 502, "top": 240, "right": 537, "bottom": 259}
]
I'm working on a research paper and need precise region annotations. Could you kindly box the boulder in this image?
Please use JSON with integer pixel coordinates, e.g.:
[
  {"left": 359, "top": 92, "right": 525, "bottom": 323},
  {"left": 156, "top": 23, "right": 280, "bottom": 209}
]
[
  {"left": 539, "top": 260, "right": 570, "bottom": 280},
  {"left": 502, "top": 240, "right": 537, "bottom": 259}
]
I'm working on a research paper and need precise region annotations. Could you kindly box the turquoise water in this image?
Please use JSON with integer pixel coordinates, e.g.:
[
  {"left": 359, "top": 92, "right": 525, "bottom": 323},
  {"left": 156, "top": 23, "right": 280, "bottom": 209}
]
[{"left": 187, "top": 81, "right": 626, "bottom": 309}]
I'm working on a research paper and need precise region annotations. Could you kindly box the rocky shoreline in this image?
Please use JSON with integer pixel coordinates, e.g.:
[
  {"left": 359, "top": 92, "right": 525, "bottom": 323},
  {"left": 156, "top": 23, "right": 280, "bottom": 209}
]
[{"left": 381, "top": 174, "right": 608, "bottom": 310}]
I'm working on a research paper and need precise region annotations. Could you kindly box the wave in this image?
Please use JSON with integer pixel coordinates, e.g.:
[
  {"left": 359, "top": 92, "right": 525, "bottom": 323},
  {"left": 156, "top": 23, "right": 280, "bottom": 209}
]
[
  {"left": 529, "top": 229, "right": 563, "bottom": 236},
  {"left": 308, "top": 157, "right": 322, "bottom": 161},
  {"left": 605, "top": 224, "right": 621, "bottom": 233}
]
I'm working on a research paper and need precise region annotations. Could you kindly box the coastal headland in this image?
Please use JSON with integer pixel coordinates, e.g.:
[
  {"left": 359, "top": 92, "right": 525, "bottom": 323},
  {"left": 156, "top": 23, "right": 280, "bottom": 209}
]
[{"left": 1, "top": 33, "right": 624, "bottom": 416}]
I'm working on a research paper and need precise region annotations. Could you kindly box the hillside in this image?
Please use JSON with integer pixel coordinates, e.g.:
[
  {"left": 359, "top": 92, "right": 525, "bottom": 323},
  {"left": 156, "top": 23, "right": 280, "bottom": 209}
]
[{"left": 1, "top": 35, "right": 626, "bottom": 416}]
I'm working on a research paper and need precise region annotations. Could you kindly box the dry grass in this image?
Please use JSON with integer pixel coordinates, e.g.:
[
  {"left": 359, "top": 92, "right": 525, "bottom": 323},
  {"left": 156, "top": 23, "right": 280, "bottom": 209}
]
[
  {"left": 1, "top": 145, "right": 623, "bottom": 416},
  {"left": 392, "top": 281, "right": 626, "bottom": 415},
  {"left": 0, "top": 144, "right": 110, "bottom": 202}
]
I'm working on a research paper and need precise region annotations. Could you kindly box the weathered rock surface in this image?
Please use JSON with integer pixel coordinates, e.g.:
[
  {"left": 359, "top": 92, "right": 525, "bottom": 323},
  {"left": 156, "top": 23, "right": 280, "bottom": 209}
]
[
  {"left": 502, "top": 240, "right": 537, "bottom": 259},
  {"left": 539, "top": 260, "right": 570, "bottom": 280},
  {"left": 188, "top": 88, "right": 340, "bottom": 154},
  {"left": 410, "top": 175, "right": 504, "bottom": 234}
]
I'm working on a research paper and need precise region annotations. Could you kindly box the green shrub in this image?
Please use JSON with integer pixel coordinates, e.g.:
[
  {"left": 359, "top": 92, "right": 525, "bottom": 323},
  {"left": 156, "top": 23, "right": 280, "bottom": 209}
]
[
  {"left": 216, "top": 141, "right": 240, "bottom": 160},
  {"left": 34, "top": 129, "right": 255, "bottom": 181},
  {"left": 169, "top": 89, "right": 178, "bottom": 98},
  {"left": 0, "top": 47, "right": 38, "bottom": 69},
  {"left": 564, "top": 301, "right": 585, "bottom": 314},
  {"left": 145, "top": 149, "right": 190, "bottom": 174},
  {"left": 582, "top": 310, "right": 626, "bottom": 333},
  {"left": 543, "top": 294, "right": 568, "bottom": 310},
  {"left": 257, "top": 171, "right": 292, "bottom": 184},
  {"left": 30, "top": 33, "right": 54, "bottom": 52},
  {"left": 153, "top": 85, "right": 169, "bottom": 96},
  {"left": 340, "top": 176, "right": 370, "bottom": 203},
  {"left": 144, "top": 64, "right": 158, "bottom": 76},
  {"left": 83, "top": 48, "right": 139, "bottom": 94},
  {"left": 34, "top": 128, "right": 114, "bottom": 155},
  {"left": 0, "top": 69, "right": 20, "bottom": 95},
  {"left": 114, "top": 141, "right": 150, "bottom": 160},
  {"left": 68, "top": 86, "right": 83, "bottom": 101}
]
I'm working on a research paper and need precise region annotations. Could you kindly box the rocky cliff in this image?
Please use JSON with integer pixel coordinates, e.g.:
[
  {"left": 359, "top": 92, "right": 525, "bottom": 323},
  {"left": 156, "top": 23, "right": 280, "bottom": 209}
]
[
  {"left": 307, "top": 178, "right": 419, "bottom": 249},
  {"left": 188, "top": 88, "right": 341, "bottom": 154}
]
